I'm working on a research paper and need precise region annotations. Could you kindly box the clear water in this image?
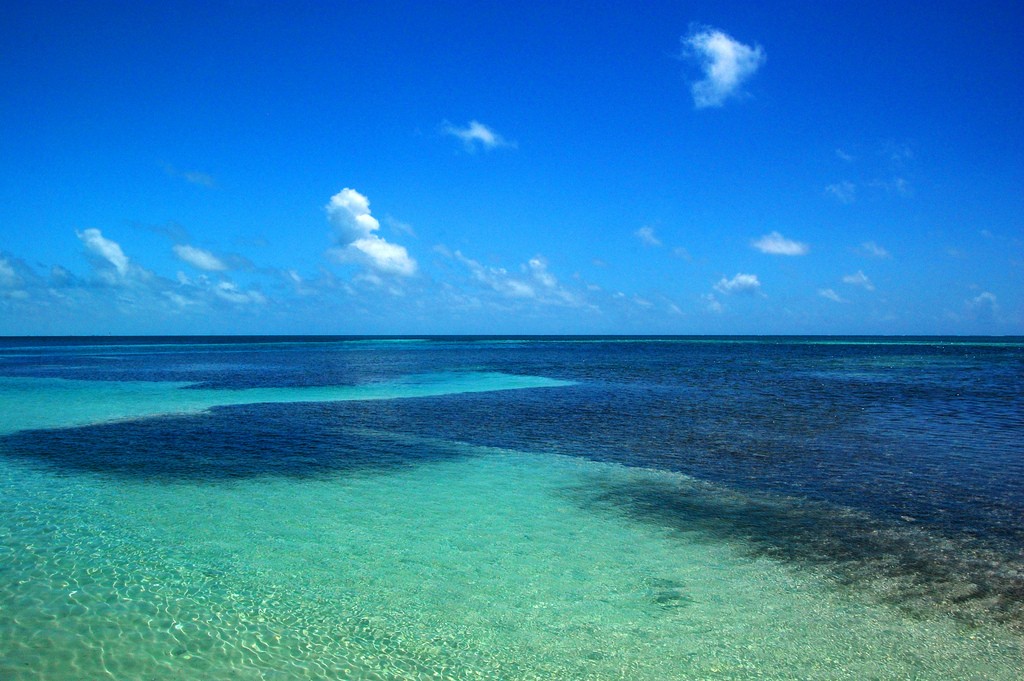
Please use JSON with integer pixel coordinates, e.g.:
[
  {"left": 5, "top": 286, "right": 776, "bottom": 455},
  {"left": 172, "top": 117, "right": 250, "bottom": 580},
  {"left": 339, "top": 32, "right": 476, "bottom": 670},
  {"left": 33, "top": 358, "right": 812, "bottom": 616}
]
[{"left": 1, "top": 336, "right": 1022, "bottom": 679}]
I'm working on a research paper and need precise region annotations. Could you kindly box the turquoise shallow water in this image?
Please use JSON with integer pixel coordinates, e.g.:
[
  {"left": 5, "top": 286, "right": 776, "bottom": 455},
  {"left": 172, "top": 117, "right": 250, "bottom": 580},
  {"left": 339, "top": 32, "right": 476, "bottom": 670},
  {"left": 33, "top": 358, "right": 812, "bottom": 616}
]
[
  {"left": 1, "top": 337, "right": 1022, "bottom": 679},
  {"left": 3, "top": 440, "right": 1022, "bottom": 680},
  {"left": 0, "top": 372, "right": 571, "bottom": 436}
]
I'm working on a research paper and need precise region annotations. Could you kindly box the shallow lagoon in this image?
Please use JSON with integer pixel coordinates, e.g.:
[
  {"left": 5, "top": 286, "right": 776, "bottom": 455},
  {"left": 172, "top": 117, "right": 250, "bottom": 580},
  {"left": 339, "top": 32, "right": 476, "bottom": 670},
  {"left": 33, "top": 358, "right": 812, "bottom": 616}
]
[{"left": 1, "top": 337, "right": 1022, "bottom": 679}]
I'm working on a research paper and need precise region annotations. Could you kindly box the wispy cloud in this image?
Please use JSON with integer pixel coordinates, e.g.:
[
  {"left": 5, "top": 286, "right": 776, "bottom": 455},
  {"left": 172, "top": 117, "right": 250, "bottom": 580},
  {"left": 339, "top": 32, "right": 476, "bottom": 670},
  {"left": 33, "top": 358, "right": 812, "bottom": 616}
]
[
  {"left": 385, "top": 215, "right": 416, "bottom": 237},
  {"left": 886, "top": 142, "right": 914, "bottom": 164},
  {"left": 635, "top": 226, "right": 662, "bottom": 246},
  {"left": 702, "top": 293, "right": 723, "bottom": 313},
  {"left": 842, "top": 270, "right": 875, "bottom": 290},
  {"left": 714, "top": 272, "right": 762, "bottom": 295},
  {"left": 818, "top": 288, "right": 845, "bottom": 303},
  {"left": 325, "top": 188, "right": 417, "bottom": 277},
  {"left": 443, "top": 120, "right": 514, "bottom": 151},
  {"left": 213, "top": 281, "right": 265, "bottom": 305},
  {"left": 0, "top": 255, "right": 30, "bottom": 301},
  {"left": 78, "top": 228, "right": 129, "bottom": 276},
  {"left": 163, "top": 163, "right": 216, "bottom": 188},
  {"left": 174, "top": 271, "right": 267, "bottom": 308},
  {"left": 182, "top": 171, "right": 216, "bottom": 188},
  {"left": 455, "top": 251, "right": 535, "bottom": 299},
  {"left": 76, "top": 228, "right": 154, "bottom": 286},
  {"left": 682, "top": 26, "right": 765, "bottom": 108},
  {"left": 448, "top": 250, "right": 580, "bottom": 307},
  {"left": 825, "top": 181, "right": 856, "bottom": 204},
  {"left": 751, "top": 231, "right": 808, "bottom": 256},
  {"left": 858, "top": 241, "right": 891, "bottom": 258},
  {"left": 173, "top": 244, "right": 228, "bottom": 271},
  {"left": 870, "top": 177, "right": 911, "bottom": 197},
  {"left": 0, "top": 256, "right": 19, "bottom": 288}
]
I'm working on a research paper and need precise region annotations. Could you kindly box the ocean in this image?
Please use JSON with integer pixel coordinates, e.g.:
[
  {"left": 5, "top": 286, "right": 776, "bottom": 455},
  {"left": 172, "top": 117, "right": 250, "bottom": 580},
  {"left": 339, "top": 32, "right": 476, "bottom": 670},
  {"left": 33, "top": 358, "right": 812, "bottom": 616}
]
[{"left": 0, "top": 336, "right": 1021, "bottom": 679}]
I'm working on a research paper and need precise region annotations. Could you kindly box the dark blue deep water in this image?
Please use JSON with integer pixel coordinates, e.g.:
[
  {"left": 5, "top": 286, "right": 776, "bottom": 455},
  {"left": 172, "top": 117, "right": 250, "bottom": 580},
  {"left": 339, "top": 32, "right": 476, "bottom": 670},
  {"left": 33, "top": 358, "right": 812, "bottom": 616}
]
[{"left": 5, "top": 336, "right": 1019, "bottom": 543}]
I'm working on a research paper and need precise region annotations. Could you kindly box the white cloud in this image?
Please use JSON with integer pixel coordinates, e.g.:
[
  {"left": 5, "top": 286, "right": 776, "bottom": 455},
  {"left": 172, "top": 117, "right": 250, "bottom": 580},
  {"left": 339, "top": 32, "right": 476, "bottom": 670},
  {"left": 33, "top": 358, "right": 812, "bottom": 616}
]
[
  {"left": 325, "top": 188, "right": 417, "bottom": 277},
  {"left": 859, "top": 241, "right": 891, "bottom": 258},
  {"left": 751, "top": 231, "right": 808, "bottom": 256},
  {"left": 702, "top": 293, "right": 723, "bottom": 313},
  {"left": 163, "top": 290, "right": 199, "bottom": 309},
  {"left": 213, "top": 281, "right": 266, "bottom": 305},
  {"left": 0, "top": 256, "right": 18, "bottom": 288},
  {"left": 77, "top": 228, "right": 130, "bottom": 277},
  {"left": 836, "top": 148, "right": 855, "bottom": 162},
  {"left": 714, "top": 273, "right": 761, "bottom": 295},
  {"left": 327, "top": 188, "right": 381, "bottom": 241},
  {"left": 826, "top": 181, "right": 856, "bottom": 204},
  {"left": 528, "top": 257, "right": 558, "bottom": 288},
  {"left": 448, "top": 250, "right": 581, "bottom": 307},
  {"left": 683, "top": 26, "right": 765, "bottom": 108},
  {"left": 346, "top": 238, "right": 418, "bottom": 277},
  {"left": 443, "top": 120, "right": 513, "bottom": 151},
  {"left": 818, "top": 288, "right": 845, "bottom": 303},
  {"left": 635, "top": 226, "right": 662, "bottom": 247},
  {"left": 842, "top": 270, "right": 875, "bottom": 290},
  {"left": 49, "top": 265, "right": 76, "bottom": 287},
  {"left": 173, "top": 244, "right": 228, "bottom": 271},
  {"left": 968, "top": 291, "right": 998, "bottom": 313},
  {"left": 456, "top": 251, "right": 535, "bottom": 299}
]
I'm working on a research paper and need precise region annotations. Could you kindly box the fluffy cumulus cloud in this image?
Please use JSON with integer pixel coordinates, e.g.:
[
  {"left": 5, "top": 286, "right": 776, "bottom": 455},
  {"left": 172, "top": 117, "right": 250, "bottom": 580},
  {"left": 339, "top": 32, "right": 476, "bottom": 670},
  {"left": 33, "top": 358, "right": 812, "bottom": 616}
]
[
  {"left": 842, "top": 270, "right": 875, "bottom": 290},
  {"left": 443, "top": 120, "right": 513, "bottom": 151},
  {"left": 714, "top": 273, "right": 762, "bottom": 295},
  {"left": 326, "top": 188, "right": 417, "bottom": 277},
  {"left": 967, "top": 291, "right": 998, "bottom": 317},
  {"left": 751, "top": 231, "right": 808, "bottom": 256},
  {"left": 683, "top": 26, "right": 765, "bottom": 108},
  {"left": 173, "top": 244, "right": 227, "bottom": 271}
]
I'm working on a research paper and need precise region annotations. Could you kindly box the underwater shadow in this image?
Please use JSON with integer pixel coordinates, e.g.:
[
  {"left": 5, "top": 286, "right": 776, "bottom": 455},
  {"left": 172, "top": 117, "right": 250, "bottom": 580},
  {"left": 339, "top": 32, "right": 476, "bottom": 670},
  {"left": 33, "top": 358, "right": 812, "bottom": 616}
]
[
  {"left": 566, "top": 472, "right": 1024, "bottom": 632},
  {"left": 0, "top": 401, "right": 467, "bottom": 482}
]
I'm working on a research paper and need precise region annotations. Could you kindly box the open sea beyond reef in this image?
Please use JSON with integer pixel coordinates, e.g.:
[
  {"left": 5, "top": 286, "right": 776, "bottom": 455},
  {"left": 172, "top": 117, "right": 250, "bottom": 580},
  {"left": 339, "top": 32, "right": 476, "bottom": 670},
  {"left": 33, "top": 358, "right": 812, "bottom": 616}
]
[{"left": 0, "top": 336, "right": 1021, "bottom": 680}]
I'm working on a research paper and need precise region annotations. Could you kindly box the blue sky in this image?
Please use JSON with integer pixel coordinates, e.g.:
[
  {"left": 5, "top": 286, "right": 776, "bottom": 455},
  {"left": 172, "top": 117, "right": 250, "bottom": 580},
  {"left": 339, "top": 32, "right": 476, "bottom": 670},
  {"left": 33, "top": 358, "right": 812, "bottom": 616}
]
[{"left": 1, "top": 0, "right": 1021, "bottom": 335}]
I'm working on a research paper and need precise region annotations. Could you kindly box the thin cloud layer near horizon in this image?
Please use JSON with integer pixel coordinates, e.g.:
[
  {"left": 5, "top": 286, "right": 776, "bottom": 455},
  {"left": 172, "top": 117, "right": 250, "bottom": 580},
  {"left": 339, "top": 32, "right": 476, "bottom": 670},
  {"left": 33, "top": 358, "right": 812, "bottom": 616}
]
[{"left": 1, "top": 1, "right": 1021, "bottom": 335}]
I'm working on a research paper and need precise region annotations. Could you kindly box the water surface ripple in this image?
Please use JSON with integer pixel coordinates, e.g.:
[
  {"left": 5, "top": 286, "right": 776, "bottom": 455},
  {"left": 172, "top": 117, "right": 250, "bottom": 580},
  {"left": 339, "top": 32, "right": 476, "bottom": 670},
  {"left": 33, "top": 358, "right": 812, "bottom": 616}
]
[{"left": 1, "top": 336, "right": 1021, "bottom": 679}]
